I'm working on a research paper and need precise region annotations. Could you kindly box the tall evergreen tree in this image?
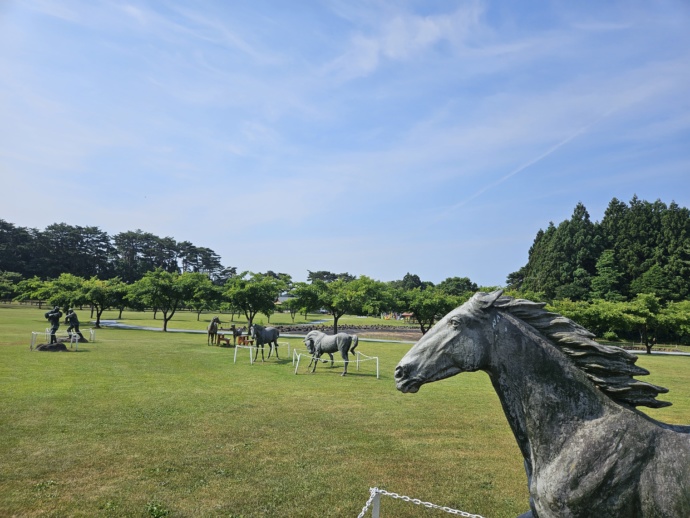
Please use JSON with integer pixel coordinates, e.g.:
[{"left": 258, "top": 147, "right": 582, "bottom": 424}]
[{"left": 590, "top": 249, "right": 625, "bottom": 301}]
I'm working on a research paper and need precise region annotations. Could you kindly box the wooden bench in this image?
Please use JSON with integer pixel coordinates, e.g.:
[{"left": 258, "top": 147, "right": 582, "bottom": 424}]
[
  {"left": 217, "top": 333, "right": 233, "bottom": 347},
  {"left": 237, "top": 336, "right": 254, "bottom": 346}
]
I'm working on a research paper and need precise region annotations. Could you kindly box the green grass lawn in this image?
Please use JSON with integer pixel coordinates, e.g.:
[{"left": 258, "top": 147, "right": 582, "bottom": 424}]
[{"left": 2, "top": 305, "right": 689, "bottom": 517}]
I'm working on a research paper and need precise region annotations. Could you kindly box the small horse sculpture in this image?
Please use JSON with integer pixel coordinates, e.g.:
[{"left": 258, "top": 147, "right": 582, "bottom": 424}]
[
  {"left": 207, "top": 316, "right": 221, "bottom": 345},
  {"left": 303, "top": 330, "right": 359, "bottom": 376},
  {"left": 395, "top": 290, "right": 690, "bottom": 518},
  {"left": 250, "top": 324, "right": 280, "bottom": 362}
]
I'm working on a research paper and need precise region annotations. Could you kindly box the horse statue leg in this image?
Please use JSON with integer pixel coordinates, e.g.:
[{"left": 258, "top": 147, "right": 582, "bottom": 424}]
[
  {"left": 340, "top": 350, "right": 349, "bottom": 376},
  {"left": 311, "top": 352, "right": 322, "bottom": 373},
  {"left": 273, "top": 339, "right": 279, "bottom": 359}
]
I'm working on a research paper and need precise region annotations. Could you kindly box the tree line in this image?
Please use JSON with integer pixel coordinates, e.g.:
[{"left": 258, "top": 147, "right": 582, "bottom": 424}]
[
  {"left": 0, "top": 220, "right": 233, "bottom": 283},
  {"left": 2, "top": 268, "right": 480, "bottom": 335},
  {"left": 507, "top": 196, "right": 690, "bottom": 350}
]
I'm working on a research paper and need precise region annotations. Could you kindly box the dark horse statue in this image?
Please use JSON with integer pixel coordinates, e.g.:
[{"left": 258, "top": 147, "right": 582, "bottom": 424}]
[
  {"left": 250, "top": 324, "right": 280, "bottom": 362},
  {"left": 395, "top": 290, "right": 690, "bottom": 518},
  {"left": 207, "top": 316, "right": 221, "bottom": 346},
  {"left": 303, "top": 330, "right": 359, "bottom": 376}
]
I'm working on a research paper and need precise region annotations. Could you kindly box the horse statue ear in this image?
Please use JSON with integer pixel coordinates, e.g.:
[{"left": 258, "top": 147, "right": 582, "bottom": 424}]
[{"left": 471, "top": 289, "right": 504, "bottom": 309}]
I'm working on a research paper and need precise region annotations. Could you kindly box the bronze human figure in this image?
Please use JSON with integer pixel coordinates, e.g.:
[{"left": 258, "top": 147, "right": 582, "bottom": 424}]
[
  {"left": 45, "top": 306, "right": 63, "bottom": 344},
  {"left": 65, "top": 309, "right": 85, "bottom": 341}
]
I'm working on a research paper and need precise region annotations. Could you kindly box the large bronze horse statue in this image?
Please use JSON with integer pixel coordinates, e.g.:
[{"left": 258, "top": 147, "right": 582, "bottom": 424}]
[
  {"left": 304, "top": 330, "right": 359, "bottom": 376},
  {"left": 395, "top": 290, "right": 690, "bottom": 518}
]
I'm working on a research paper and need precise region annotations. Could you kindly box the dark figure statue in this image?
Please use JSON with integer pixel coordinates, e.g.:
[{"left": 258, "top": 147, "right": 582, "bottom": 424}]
[
  {"left": 250, "top": 324, "right": 280, "bottom": 362},
  {"left": 45, "top": 306, "right": 63, "bottom": 344},
  {"left": 395, "top": 290, "right": 690, "bottom": 518},
  {"left": 303, "top": 330, "right": 359, "bottom": 376},
  {"left": 207, "top": 316, "right": 220, "bottom": 345},
  {"left": 65, "top": 309, "right": 85, "bottom": 341}
]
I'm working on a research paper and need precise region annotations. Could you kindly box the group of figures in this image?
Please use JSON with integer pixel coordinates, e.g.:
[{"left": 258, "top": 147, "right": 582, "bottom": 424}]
[
  {"left": 395, "top": 290, "right": 690, "bottom": 518},
  {"left": 44, "top": 307, "right": 85, "bottom": 344},
  {"left": 206, "top": 318, "right": 360, "bottom": 375}
]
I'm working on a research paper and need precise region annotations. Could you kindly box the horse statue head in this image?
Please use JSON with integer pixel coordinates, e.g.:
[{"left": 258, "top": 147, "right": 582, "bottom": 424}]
[
  {"left": 395, "top": 290, "right": 669, "bottom": 407},
  {"left": 303, "top": 330, "right": 320, "bottom": 355},
  {"left": 395, "top": 290, "right": 503, "bottom": 393}
]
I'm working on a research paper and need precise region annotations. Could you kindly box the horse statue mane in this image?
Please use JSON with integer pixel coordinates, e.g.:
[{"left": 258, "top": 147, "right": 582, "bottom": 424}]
[{"left": 490, "top": 294, "right": 671, "bottom": 409}]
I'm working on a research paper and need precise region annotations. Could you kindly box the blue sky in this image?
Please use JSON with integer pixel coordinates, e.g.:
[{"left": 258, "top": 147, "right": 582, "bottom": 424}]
[{"left": 1, "top": 1, "right": 689, "bottom": 286}]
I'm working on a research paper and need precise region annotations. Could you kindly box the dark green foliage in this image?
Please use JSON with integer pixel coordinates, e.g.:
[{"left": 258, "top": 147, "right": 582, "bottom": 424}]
[
  {"left": 590, "top": 249, "right": 625, "bottom": 301},
  {"left": 306, "top": 270, "right": 355, "bottom": 283},
  {"left": 0, "top": 219, "right": 228, "bottom": 284},
  {"left": 437, "top": 276, "right": 478, "bottom": 296},
  {"left": 512, "top": 197, "right": 690, "bottom": 303},
  {"left": 0, "top": 271, "right": 23, "bottom": 299}
]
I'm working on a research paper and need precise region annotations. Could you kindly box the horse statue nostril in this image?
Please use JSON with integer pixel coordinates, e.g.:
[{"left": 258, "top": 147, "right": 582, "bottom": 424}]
[{"left": 394, "top": 365, "right": 405, "bottom": 380}]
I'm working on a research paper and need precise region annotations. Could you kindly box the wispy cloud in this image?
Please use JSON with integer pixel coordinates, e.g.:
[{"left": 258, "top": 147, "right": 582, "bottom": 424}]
[{"left": 1, "top": 0, "right": 689, "bottom": 285}]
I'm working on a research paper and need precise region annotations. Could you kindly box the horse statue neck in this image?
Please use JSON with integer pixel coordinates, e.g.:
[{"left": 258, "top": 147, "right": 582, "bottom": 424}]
[{"left": 484, "top": 310, "right": 621, "bottom": 469}]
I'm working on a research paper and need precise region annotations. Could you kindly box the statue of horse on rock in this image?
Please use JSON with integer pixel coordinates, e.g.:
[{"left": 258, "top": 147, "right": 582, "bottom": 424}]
[{"left": 395, "top": 290, "right": 690, "bottom": 518}]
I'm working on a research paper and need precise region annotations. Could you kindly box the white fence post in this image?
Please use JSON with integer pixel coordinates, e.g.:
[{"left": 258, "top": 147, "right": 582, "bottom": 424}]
[{"left": 372, "top": 492, "right": 380, "bottom": 518}]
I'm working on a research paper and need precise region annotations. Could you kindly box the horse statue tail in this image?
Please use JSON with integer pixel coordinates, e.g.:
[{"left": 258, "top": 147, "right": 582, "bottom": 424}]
[{"left": 350, "top": 334, "right": 359, "bottom": 355}]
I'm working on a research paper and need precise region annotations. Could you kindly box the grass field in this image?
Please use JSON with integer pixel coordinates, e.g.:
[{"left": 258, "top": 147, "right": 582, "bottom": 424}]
[{"left": 2, "top": 305, "right": 690, "bottom": 517}]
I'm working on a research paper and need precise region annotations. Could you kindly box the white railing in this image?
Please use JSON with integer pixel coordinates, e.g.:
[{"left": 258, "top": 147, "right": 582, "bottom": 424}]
[
  {"left": 357, "top": 487, "right": 484, "bottom": 518},
  {"left": 233, "top": 341, "right": 291, "bottom": 364},
  {"left": 293, "top": 350, "right": 379, "bottom": 379}
]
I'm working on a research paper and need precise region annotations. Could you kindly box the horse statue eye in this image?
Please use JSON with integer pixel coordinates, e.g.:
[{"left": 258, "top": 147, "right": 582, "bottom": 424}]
[{"left": 449, "top": 318, "right": 461, "bottom": 330}]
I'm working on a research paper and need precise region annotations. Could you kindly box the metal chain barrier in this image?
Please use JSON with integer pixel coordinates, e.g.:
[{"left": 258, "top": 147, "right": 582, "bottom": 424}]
[
  {"left": 357, "top": 487, "right": 379, "bottom": 518},
  {"left": 358, "top": 487, "right": 485, "bottom": 518}
]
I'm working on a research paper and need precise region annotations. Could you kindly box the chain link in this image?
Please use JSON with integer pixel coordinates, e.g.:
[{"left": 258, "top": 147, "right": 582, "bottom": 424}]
[
  {"left": 356, "top": 487, "right": 379, "bottom": 518},
  {"left": 358, "top": 488, "right": 485, "bottom": 518}
]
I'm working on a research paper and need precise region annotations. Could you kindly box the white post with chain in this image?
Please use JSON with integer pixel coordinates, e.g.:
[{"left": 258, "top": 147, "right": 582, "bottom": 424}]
[{"left": 371, "top": 492, "right": 380, "bottom": 518}]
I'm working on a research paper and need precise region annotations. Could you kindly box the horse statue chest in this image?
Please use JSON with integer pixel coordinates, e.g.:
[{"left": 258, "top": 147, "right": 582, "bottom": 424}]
[{"left": 531, "top": 413, "right": 654, "bottom": 517}]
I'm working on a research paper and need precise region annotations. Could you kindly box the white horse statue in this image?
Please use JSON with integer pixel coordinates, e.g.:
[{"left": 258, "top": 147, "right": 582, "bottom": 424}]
[{"left": 303, "top": 330, "right": 359, "bottom": 376}]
